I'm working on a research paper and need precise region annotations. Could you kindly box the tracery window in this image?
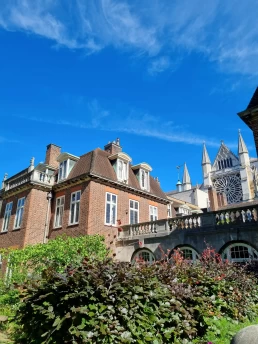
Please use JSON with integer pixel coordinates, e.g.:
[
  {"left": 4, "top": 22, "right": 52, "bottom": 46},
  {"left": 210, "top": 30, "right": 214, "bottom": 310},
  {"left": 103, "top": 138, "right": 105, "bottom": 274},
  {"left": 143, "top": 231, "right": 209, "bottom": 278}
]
[{"left": 213, "top": 173, "right": 243, "bottom": 204}]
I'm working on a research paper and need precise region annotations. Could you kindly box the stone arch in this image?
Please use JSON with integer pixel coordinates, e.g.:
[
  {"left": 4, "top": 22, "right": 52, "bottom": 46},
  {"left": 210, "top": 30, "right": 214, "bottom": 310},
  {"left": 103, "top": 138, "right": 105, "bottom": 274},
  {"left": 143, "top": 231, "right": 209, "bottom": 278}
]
[
  {"left": 219, "top": 241, "right": 258, "bottom": 263},
  {"left": 131, "top": 248, "right": 155, "bottom": 263},
  {"left": 169, "top": 244, "right": 200, "bottom": 261}
]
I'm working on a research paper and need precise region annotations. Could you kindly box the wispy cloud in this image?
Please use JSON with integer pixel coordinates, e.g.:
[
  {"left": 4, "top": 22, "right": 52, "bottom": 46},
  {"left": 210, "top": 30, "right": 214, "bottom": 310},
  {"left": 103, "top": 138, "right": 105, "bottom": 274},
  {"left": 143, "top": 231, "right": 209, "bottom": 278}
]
[
  {"left": 15, "top": 99, "right": 239, "bottom": 149},
  {"left": 1, "top": 0, "right": 258, "bottom": 75},
  {"left": 0, "top": 136, "right": 19, "bottom": 144}
]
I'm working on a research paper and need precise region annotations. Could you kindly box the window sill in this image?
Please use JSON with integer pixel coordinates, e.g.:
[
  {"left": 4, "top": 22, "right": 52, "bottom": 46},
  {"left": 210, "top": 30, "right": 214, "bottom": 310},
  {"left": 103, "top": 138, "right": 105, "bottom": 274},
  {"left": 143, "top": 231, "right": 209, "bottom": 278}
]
[
  {"left": 0, "top": 231, "right": 8, "bottom": 235},
  {"left": 67, "top": 223, "right": 79, "bottom": 228},
  {"left": 53, "top": 226, "right": 62, "bottom": 230},
  {"left": 12, "top": 228, "right": 21, "bottom": 231}
]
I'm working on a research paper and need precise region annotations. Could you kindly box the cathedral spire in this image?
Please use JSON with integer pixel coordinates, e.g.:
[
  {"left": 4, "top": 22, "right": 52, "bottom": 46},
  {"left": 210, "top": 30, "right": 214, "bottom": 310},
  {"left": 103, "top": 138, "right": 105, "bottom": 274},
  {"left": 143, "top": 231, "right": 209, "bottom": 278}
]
[
  {"left": 202, "top": 143, "right": 211, "bottom": 165},
  {"left": 238, "top": 129, "right": 248, "bottom": 154},
  {"left": 238, "top": 130, "right": 250, "bottom": 167},
  {"left": 182, "top": 163, "right": 191, "bottom": 191},
  {"left": 202, "top": 143, "right": 212, "bottom": 187}
]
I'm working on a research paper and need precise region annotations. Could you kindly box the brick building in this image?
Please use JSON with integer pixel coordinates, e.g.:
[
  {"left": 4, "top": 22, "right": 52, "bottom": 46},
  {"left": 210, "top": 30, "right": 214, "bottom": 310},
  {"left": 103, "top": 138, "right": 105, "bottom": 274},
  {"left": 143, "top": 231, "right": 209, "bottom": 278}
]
[
  {"left": 0, "top": 139, "right": 169, "bottom": 260},
  {"left": 238, "top": 87, "right": 258, "bottom": 156}
]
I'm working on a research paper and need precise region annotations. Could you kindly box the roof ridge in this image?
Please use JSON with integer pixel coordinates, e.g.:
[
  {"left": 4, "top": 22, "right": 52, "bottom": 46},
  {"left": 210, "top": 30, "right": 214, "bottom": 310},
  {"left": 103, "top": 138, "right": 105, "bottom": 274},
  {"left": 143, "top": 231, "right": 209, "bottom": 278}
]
[{"left": 247, "top": 87, "right": 258, "bottom": 110}]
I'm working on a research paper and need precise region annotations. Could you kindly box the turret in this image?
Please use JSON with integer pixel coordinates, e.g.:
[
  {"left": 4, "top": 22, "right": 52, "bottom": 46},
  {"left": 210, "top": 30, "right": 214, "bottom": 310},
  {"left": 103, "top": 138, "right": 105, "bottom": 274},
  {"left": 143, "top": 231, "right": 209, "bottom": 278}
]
[
  {"left": 238, "top": 130, "right": 250, "bottom": 167},
  {"left": 182, "top": 163, "right": 191, "bottom": 191},
  {"left": 176, "top": 180, "right": 182, "bottom": 192},
  {"left": 202, "top": 143, "right": 212, "bottom": 187}
]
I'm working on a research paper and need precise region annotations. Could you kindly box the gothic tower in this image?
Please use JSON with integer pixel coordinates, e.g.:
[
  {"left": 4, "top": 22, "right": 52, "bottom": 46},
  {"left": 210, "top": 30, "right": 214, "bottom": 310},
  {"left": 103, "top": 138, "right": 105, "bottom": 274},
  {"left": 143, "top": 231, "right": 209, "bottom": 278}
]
[
  {"left": 182, "top": 163, "right": 192, "bottom": 191},
  {"left": 202, "top": 143, "right": 212, "bottom": 188}
]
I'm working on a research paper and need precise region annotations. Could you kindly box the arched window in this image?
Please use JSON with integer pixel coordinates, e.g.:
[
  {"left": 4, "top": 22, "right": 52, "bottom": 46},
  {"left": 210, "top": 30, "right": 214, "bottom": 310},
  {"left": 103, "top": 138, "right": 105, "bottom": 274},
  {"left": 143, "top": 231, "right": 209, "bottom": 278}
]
[
  {"left": 131, "top": 249, "right": 155, "bottom": 263},
  {"left": 221, "top": 243, "right": 258, "bottom": 263},
  {"left": 172, "top": 246, "right": 199, "bottom": 261}
]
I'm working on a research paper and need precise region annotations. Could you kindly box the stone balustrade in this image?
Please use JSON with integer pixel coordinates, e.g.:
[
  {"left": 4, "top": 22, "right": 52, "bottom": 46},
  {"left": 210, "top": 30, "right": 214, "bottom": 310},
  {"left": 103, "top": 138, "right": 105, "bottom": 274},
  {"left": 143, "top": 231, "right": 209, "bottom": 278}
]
[
  {"left": 118, "top": 204, "right": 258, "bottom": 240},
  {"left": 4, "top": 170, "right": 55, "bottom": 191}
]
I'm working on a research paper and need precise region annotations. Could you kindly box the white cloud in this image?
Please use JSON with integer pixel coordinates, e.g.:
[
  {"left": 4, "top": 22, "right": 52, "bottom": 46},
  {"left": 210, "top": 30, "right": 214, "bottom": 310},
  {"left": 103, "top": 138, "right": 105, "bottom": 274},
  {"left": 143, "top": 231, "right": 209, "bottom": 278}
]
[
  {"left": 1, "top": 0, "right": 258, "bottom": 75},
  {"left": 148, "top": 56, "right": 171, "bottom": 75},
  {"left": 16, "top": 99, "right": 238, "bottom": 149}
]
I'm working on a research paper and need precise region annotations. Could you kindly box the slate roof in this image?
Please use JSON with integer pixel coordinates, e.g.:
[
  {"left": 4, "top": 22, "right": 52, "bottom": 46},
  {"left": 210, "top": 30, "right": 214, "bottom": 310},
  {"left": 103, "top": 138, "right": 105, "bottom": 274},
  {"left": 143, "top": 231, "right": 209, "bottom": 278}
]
[
  {"left": 247, "top": 87, "right": 258, "bottom": 110},
  {"left": 66, "top": 148, "right": 167, "bottom": 200}
]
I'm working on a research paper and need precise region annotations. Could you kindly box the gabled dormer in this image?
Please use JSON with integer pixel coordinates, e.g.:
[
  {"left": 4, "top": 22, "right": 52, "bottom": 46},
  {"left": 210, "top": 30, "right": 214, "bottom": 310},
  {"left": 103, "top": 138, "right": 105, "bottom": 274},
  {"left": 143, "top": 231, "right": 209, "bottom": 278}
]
[
  {"left": 132, "top": 163, "right": 152, "bottom": 192},
  {"left": 56, "top": 153, "right": 79, "bottom": 182},
  {"left": 212, "top": 142, "right": 239, "bottom": 172},
  {"left": 109, "top": 152, "right": 132, "bottom": 184}
]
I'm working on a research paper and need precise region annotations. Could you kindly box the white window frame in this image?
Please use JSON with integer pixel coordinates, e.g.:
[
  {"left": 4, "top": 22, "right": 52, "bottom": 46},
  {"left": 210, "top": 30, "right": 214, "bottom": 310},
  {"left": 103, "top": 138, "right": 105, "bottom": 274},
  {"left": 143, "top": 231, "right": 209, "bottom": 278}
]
[
  {"left": 58, "top": 160, "right": 68, "bottom": 181},
  {"left": 222, "top": 243, "right": 258, "bottom": 263},
  {"left": 149, "top": 205, "right": 158, "bottom": 221},
  {"left": 132, "top": 249, "right": 155, "bottom": 263},
  {"left": 140, "top": 169, "right": 149, "bottom": 191},
  {"left": 178, "top": 246, "right": 199, "bottom": 262},
  {"left": 14, "top": 197, "right": 25, "bottom": 229},
  {"left": 117, "top": 159, "right": 128, "bottom": 183},
  {"left": 105, "top": 192, "right": 117, "bottom": 226},
  {"left": 2, "top": 202, "right": 13, "bottom": 232},
  {"left": 54, "top": 196, "right": 65, "bottom": 228},
  {"left": 129, "top": 200, "right": 139, "bottom": 224},
  {"left": 69, "top": 191, "right": 81, "bottom": 225}
]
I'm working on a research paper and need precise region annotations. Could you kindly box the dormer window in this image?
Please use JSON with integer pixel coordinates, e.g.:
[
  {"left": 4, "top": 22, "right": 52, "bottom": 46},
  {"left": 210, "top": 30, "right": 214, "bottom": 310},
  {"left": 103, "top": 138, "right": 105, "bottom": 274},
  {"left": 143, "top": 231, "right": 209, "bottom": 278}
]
[
  {"left": 141, "top": 169, "right": 149, "bottom": 190},
  {"left": 56, "top": 152, "right": 79, "bottom": 182},
  {"left": 109, "top": 152, "right": 132, "bottom": 184},
  {"left": 117, "top": 159, "right": 128, "bottom": 182},
  {"left": 132, "top": 163, "right": 152, "bottom": 192},
  {"left": 59, "top": 160, "right": 67, "bottom": 180}
]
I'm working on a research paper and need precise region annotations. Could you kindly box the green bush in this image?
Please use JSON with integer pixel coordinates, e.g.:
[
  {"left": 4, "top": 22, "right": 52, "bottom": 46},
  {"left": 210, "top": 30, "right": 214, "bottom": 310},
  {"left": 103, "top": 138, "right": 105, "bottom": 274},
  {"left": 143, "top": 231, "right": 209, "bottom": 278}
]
[
  {"left": 14, "top": 248, "right": 258, "bottom": 344},
  {"left": 0, "top": 235, "right": 108, "bottom": 285}
]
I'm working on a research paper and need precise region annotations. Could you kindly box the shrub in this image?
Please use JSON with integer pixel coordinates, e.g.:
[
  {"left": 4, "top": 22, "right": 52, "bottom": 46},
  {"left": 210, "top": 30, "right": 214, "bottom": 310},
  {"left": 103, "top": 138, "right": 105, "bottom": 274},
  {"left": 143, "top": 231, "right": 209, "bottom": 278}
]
[
  {"left": 0, "top": 235, "right": 108, "bottom": 285},
  {"left": 14, "top": 250, "right": 258, "bottom": 344}
]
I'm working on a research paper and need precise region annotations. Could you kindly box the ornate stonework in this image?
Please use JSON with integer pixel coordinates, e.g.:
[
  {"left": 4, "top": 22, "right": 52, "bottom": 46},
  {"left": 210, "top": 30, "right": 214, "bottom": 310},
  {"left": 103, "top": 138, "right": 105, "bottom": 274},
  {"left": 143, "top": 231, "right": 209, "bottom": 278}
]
[{"left": 212, "top": 173, "right": 243, "bottom": 204}]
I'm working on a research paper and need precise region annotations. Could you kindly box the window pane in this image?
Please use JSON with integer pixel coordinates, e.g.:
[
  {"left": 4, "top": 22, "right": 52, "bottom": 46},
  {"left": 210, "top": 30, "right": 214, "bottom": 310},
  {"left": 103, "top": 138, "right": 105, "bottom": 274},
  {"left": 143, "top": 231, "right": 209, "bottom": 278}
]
[
  {"left": 112, "top": 195, "right": 116, "bottom": 203},
  {"left": 76, "top": 191, "right": 81, "bottom": 201},
  {"left": 106, "top": 203, "right": 110, "bottom": 224},
  {"left": 112, "top": 204, "right": 116, "bottom": 224},
  {"left": 107, "top": 193, "right": 111, "bottom": 202},
  {"left": 75, "top": 202, "right": 80, "bottom": 223}
]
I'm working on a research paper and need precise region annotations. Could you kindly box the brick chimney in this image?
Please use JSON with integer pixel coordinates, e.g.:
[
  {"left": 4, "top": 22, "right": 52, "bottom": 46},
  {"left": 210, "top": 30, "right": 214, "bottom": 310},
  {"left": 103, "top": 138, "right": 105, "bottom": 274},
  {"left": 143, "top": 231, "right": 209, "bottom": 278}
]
[
  {"left": 104, "top": 138, "right": 122, "bottom": 155},
  {"left": 45, "top": 144, "right": 61, "bottom": 168},
  {"left": 208, "top": 187, "right": 219, "bottom": 211}
]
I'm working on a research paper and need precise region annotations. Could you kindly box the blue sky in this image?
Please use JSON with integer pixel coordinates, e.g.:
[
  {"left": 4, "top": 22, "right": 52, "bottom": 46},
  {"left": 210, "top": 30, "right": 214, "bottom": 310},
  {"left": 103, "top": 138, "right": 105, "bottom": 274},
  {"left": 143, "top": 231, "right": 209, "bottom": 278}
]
[{"left": 0, "top": 0, "right": 257, "bottom": 192}]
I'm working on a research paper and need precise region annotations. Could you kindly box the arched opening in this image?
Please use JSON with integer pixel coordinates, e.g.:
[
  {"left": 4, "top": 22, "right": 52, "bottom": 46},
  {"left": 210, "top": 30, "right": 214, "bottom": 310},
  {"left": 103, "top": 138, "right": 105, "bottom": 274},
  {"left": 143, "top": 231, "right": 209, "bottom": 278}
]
[
  {"left": 131, "top": 249, "right": 155, "bottom": 263},
  {"left": 221, "top": 242, "right": 258, "bottom": 263},
  {"left": 170, "top": 245, "right": 199, "bottom": 262}
]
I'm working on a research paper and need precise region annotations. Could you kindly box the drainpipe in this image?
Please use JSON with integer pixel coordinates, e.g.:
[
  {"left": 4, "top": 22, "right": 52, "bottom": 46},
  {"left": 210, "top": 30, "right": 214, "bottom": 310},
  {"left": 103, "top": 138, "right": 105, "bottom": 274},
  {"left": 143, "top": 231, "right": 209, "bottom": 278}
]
[{"left": 43, "top": 191, "right": 53, "bottom": 244}]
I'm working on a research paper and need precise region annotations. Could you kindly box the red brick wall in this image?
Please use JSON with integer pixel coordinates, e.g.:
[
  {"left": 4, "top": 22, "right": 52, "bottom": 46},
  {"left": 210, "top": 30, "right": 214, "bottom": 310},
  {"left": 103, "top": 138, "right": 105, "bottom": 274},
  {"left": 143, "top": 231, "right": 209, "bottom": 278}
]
[
  {"left": 23, "top": 189, "right": 51, "bottom": 246},
  {"left": 47, "top": 180, "right": 167, "bottom": 253},
  {"left": 0, "top": 189, "right": 32, "bottom": 250},
  {"left": 49, "top": 182, "right": 90, "bottom": 240},
  {"left": 87, "top": 181, "right": 168, "bottom": 250}
]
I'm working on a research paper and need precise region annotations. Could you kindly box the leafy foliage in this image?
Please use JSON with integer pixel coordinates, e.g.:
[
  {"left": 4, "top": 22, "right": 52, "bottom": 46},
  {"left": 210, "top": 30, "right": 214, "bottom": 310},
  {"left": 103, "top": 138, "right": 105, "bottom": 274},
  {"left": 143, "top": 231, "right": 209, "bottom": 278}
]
[
  {"left": 0, "top": 235, "right": 108, "bottom": 285},
  {"left": 14, "top": 247, "right": 258, "bottom": 344}
]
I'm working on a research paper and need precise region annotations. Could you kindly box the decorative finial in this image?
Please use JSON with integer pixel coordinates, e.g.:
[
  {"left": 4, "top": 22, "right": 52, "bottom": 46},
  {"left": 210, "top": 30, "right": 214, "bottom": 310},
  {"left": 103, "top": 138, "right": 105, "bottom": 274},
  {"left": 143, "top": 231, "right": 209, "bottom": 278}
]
[
  {"left": 221, "top": 140, "right": 224, "bottom": 144},
  {"left": 3, "top": 173, "right": 8, "bottom": 181},
  {"left": 30, "top": 157, "right": 35, "bottom": 167}
]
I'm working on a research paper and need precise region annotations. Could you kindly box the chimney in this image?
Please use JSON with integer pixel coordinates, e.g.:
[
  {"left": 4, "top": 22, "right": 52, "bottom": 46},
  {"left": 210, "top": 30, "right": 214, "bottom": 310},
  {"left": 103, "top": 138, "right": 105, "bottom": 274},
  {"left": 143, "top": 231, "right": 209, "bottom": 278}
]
[
  {"left": 45, "top": 144, "right": 61, "bottom": 168},
  {"left": 208, "top": 187, "right": 219, "bottom": 211},
  {"left": 104, "top": 138, "right": 122, "bottom": 155}
]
